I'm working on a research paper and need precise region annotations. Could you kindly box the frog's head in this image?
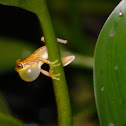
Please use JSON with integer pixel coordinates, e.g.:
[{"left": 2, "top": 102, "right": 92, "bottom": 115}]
[{"left": 15, "top": 58, "right": 41, "bottom": 82}]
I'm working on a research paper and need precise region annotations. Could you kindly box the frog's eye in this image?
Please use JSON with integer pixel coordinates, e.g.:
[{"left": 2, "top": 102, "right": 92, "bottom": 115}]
[
  {"left": 16, "top": 63, "right": 24, "bottom": 69},
  {"left": 18, "top": 65, "right": 40, "bottom": 82}
]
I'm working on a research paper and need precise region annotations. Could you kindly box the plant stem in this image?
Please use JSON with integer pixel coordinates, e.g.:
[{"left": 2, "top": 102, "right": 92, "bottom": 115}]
[{"left": 37, "top": 1, "right": 72, "bottom": 126}]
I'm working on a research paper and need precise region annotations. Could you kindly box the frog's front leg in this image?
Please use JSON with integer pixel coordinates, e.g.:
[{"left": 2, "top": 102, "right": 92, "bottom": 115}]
[
  {"left": 38, "top": 57, "right": 61, "bottom": 80},
  {"left": 38, "top": 57, "right": 60, "bottom": 67}
]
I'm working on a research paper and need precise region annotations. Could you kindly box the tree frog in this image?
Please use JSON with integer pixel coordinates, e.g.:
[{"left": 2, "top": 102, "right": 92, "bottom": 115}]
[{"left": 15, "top": 36, "right": 75, "bottom": 82}]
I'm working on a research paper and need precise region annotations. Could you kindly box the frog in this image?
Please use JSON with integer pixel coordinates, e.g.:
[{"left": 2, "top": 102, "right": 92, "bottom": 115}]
[{"left": 15, "top": 36, "right": 75, "bottom": 82}]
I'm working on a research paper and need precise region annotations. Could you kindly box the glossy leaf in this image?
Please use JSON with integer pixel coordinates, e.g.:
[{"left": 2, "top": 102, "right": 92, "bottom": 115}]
[{"left": 94, "top": 0, "right": 126, "bottom": 125}]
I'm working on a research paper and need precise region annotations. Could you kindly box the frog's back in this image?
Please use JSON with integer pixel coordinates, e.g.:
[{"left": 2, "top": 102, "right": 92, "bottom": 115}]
[{"left": 16, "top": 45, "right": 48, "bottom": 64}]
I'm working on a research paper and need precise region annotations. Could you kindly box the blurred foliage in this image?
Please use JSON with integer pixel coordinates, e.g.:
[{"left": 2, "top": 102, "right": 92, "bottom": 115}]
[
  {"left": 0, "top": 0, "right": 121, "bottom": 126},
  {"left": 0, "top": 92, "right": 10, "bottom": 114},
  {"left": 0, "top": 37, "right": 36, "bottom": 72}
]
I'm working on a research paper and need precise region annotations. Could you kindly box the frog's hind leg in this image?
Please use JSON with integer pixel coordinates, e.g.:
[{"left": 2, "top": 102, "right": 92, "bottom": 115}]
[
  {"left": 62, "top": 55, "right": 75, "bottom": 67},
  {"left": 41, "top": 36, "right": 67, "bottom": 44}
]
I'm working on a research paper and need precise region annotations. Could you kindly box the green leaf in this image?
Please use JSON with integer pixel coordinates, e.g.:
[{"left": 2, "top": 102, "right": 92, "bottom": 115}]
[
  {"left": 94, "top": 0, "right": 126, "bottom": 125},
  {"left": 0, "top": 113, "right": 26, "bottom": 126},
  {"left": 0, "top": 0, "right": 47, "bottom": 18}
]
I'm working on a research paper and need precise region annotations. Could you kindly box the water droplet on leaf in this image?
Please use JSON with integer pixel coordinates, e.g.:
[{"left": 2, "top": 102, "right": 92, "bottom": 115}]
[
  {"left": 101, "top": 87, "right": 104, "bottom": 91},
  {"left": 114, "top": 65, "right": 118, "bottom": 70},
  {"left": 109, "top": 29, "right": 115, "bottom": 37},
  {"left": 119, "top": 12, "right": 123, "bottom": 16},
  {"left": 108, "top": 123, "right": 115, "bottom": 126}
]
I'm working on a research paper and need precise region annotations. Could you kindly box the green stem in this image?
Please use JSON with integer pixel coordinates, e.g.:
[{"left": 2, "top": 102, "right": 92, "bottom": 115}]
[{"left": 37, "top": 1, "right": 72, "bottom": 126}]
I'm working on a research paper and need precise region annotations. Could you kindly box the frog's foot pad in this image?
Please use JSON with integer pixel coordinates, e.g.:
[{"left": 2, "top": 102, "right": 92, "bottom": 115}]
[
  {"left": 50, "top": 60, "right": 60, "bottom": 67},
  {"left": 51, "top": 73, "right": 61, "bottom": 80},
  {"left": 40, "top": 69, "right": 60, "bottom": 80}
]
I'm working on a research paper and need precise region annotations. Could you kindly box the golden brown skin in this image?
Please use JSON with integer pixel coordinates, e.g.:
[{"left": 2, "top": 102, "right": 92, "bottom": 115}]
[{"left": 15, "top": 46, "right": 47, "bottom": 72}]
